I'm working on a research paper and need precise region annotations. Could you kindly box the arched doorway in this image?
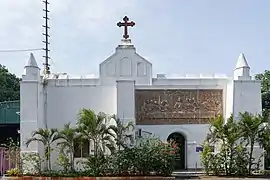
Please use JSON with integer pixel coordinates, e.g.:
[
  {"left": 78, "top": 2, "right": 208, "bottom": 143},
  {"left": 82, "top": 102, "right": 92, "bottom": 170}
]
[{"left": 167, "top": 132, "right": 186, "bottom": 170}]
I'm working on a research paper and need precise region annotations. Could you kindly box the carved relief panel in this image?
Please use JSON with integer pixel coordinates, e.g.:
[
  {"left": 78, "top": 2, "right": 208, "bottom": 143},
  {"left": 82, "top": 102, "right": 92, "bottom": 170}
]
[{"left": 135, "top": 89, "right": 223, "bottom": 125}]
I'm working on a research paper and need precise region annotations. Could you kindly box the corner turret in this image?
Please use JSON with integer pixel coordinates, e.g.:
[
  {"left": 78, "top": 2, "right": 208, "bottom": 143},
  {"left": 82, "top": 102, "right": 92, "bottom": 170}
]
[
  {"left": 233, "top": 53, "right": 251, "bottom": 80},
  {"left": 20, "top": 52, "right": 43, "bottom": 153}
]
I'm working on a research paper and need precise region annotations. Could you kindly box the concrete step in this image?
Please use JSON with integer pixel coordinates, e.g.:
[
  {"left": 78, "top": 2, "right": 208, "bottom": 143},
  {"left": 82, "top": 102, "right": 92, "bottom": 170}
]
[{"left": 172, "top": 171, "right": 205, "bottom": 178}]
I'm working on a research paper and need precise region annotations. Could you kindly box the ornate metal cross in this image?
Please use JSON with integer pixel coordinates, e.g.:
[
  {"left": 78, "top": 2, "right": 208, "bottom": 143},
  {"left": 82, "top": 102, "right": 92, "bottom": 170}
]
[{"left": 117, "top": 16, "right": 135, "bottom": 39}]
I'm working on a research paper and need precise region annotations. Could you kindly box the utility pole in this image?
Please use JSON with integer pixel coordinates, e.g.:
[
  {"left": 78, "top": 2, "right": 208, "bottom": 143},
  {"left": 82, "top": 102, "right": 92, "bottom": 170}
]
[{"left": 42, "top": 0, "right": 50, "bottom": 74}]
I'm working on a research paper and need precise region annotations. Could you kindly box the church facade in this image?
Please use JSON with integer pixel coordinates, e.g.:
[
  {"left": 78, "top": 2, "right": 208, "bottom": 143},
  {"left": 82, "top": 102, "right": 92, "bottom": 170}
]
[{"left": 20, "top": 17, "right": 262, "bottom": 170}]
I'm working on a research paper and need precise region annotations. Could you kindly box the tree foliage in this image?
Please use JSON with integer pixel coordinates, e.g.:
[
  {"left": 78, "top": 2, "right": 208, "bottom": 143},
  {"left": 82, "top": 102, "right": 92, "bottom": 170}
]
[
  {"left": 255, "top": 70, "right": 270, "bottom": 120},
  {"left": 0, "top": 65, "right": 20, "bottom": 102},
  {"left": 255, "top": 70, "right": 270, "bottom": 169},
  {"left": 255, "top": 70, "right": 270, "bottom": 93}
]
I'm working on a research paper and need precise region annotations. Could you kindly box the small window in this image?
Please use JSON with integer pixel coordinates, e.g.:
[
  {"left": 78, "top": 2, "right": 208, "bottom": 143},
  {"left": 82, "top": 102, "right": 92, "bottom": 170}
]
[{"left": 74, "top": 139, "right": 89, "bottom": 158}]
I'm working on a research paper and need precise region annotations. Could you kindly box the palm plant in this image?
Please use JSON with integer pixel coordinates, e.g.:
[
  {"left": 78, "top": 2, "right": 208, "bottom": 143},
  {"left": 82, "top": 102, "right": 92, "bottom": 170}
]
[
  {"left": 57, "top": 123, "right": 78, "bottom": 171},
  {"left": 206, "top": 115, "right": 242, "bottom": 175},
  {"left": 207, "top": 115, "right": 225, "bottom": 144},
  {"left": 77, "top": 109, "right": 116, "bottom": 157},
  {"left": 26, "top": 128, "right": 60, "bottom": 171},
  {"left": 239, "top": 112, "right": 266, "bottom": 174},
  {"left": 109, "top": 115, "right": 134, "bottom": 151}
]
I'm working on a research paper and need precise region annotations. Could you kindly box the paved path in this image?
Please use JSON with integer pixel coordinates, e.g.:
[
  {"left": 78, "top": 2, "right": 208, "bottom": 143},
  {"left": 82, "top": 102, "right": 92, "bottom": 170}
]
[
  {"left": 173, "top": 171, "right": 269, "bottom": 179},
  {"left": 175, "top": 176, "right": 269, "bottom": 179},
  {"left": 175, "top": 177, "right": 268, "bottom": 179}
]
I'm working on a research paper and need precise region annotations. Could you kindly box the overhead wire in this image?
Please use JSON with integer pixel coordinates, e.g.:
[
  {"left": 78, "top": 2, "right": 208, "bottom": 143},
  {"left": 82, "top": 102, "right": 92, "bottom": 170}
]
[{"left": 0, "top": 48, "right": 43, "bottom": 53}]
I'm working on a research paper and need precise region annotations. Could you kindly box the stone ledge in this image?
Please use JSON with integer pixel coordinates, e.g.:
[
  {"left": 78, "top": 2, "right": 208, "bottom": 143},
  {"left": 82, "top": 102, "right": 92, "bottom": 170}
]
[{"left": 2, "top": 176, "right": 175, "bottom": 180}]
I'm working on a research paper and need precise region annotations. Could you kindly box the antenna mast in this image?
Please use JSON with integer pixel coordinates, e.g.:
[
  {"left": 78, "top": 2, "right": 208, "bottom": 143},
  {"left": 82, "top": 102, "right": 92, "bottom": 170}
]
[{"left": 42, "top": 0, "right": 50, "bottom": 74}]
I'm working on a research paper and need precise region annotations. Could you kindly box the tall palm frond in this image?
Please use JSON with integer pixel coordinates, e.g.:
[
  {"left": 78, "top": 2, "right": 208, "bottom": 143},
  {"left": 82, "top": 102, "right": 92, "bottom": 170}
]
[
  {"left": 206, "top": 115, "right": 225, "bottom": 144},
  {"left": 99, "top": 132, "right": 116, "bottom": 154},
  {"left": 77, "top": 109, "right": 116, "bottom": 156},
  {"left": 58, "top": 122, "right": 78, "bottom": 171},
  {"left": 239, "top": 112, "right": 266, "bottom": 174},
  {"left": 26, "top": 128, "right": 59, "bottom": 146},
  {"left": 109, "top": 115, "right": 135, "bottom": 150},
  {"left": 26, "top": 128, "right": 60, "bottom": 171}
]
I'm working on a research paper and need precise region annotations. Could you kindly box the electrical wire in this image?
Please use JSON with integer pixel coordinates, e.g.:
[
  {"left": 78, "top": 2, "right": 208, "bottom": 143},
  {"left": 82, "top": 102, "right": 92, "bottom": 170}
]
[{"left": 0, "top": 48, "right": 43, "bottom": 53}]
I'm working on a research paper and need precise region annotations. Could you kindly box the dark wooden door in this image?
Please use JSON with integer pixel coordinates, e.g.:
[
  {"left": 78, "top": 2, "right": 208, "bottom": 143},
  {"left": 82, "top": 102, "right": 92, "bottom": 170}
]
[{"left": 167, "top": 132, "right": 186, "bottom": 170}]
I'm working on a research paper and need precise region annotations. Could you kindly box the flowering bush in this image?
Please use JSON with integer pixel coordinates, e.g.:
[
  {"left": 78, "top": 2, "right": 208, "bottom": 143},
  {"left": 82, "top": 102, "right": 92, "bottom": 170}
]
[
  {"left": 80, "top": 136, "right": 178, "bottom": 177},
  {"left": 6, "top": 168, "right": 20, "bottom": 176},
  {"left": 100, "top": 136, "right": 178, "bottom": 177},
  {"left": 162, "top": 140, "right": 178, "bottom": 156}
]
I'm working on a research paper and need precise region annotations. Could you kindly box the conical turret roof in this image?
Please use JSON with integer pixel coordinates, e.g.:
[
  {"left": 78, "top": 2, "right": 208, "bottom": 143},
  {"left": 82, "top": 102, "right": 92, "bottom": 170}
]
[
  {"left": 235, "top": 53, "right": 249, "bottom": 69},
  {"left": 25, "top": 53, "right": 39, "bottom": 68}
]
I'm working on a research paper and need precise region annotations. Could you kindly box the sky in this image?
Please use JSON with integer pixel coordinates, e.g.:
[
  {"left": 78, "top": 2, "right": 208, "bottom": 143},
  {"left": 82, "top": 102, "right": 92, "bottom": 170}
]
[{"left": 0, "top": 0, "right": 269, "bottom": 77}]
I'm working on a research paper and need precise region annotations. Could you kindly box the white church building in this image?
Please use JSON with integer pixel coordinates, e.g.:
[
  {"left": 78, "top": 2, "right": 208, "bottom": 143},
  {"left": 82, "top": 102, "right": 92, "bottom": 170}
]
[{"left": 20, "top": 16, "right": 262, "bottom": 170}]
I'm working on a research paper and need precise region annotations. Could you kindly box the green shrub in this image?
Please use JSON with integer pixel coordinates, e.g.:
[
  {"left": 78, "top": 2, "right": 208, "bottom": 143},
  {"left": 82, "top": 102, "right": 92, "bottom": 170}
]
[
  {"left": 200, "top": 143, "right": 214, "bottom": 175},
  {"left": 83, "top": 154, "right": 108, "bottom": 176},
  {"left": 56, "top": 149, "right": 70, "bottom": 172}
]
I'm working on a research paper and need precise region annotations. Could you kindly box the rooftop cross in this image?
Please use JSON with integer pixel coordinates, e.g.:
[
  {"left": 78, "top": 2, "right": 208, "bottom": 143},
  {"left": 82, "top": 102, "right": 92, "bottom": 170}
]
[{"left": 117, "top": 16, "right": 135, "bottom": 39}]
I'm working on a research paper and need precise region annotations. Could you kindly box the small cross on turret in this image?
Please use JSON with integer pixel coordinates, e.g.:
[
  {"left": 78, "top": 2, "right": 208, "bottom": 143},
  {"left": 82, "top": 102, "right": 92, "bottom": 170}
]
[{"left": 117, "top": 16, "right": 135, "bottom": 39}]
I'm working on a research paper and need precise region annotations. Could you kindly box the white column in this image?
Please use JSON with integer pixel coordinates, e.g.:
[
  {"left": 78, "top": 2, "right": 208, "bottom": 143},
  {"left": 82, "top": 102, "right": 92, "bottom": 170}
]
[{"left": 116, "top": 80, "right": 135, "bottom": 125}]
